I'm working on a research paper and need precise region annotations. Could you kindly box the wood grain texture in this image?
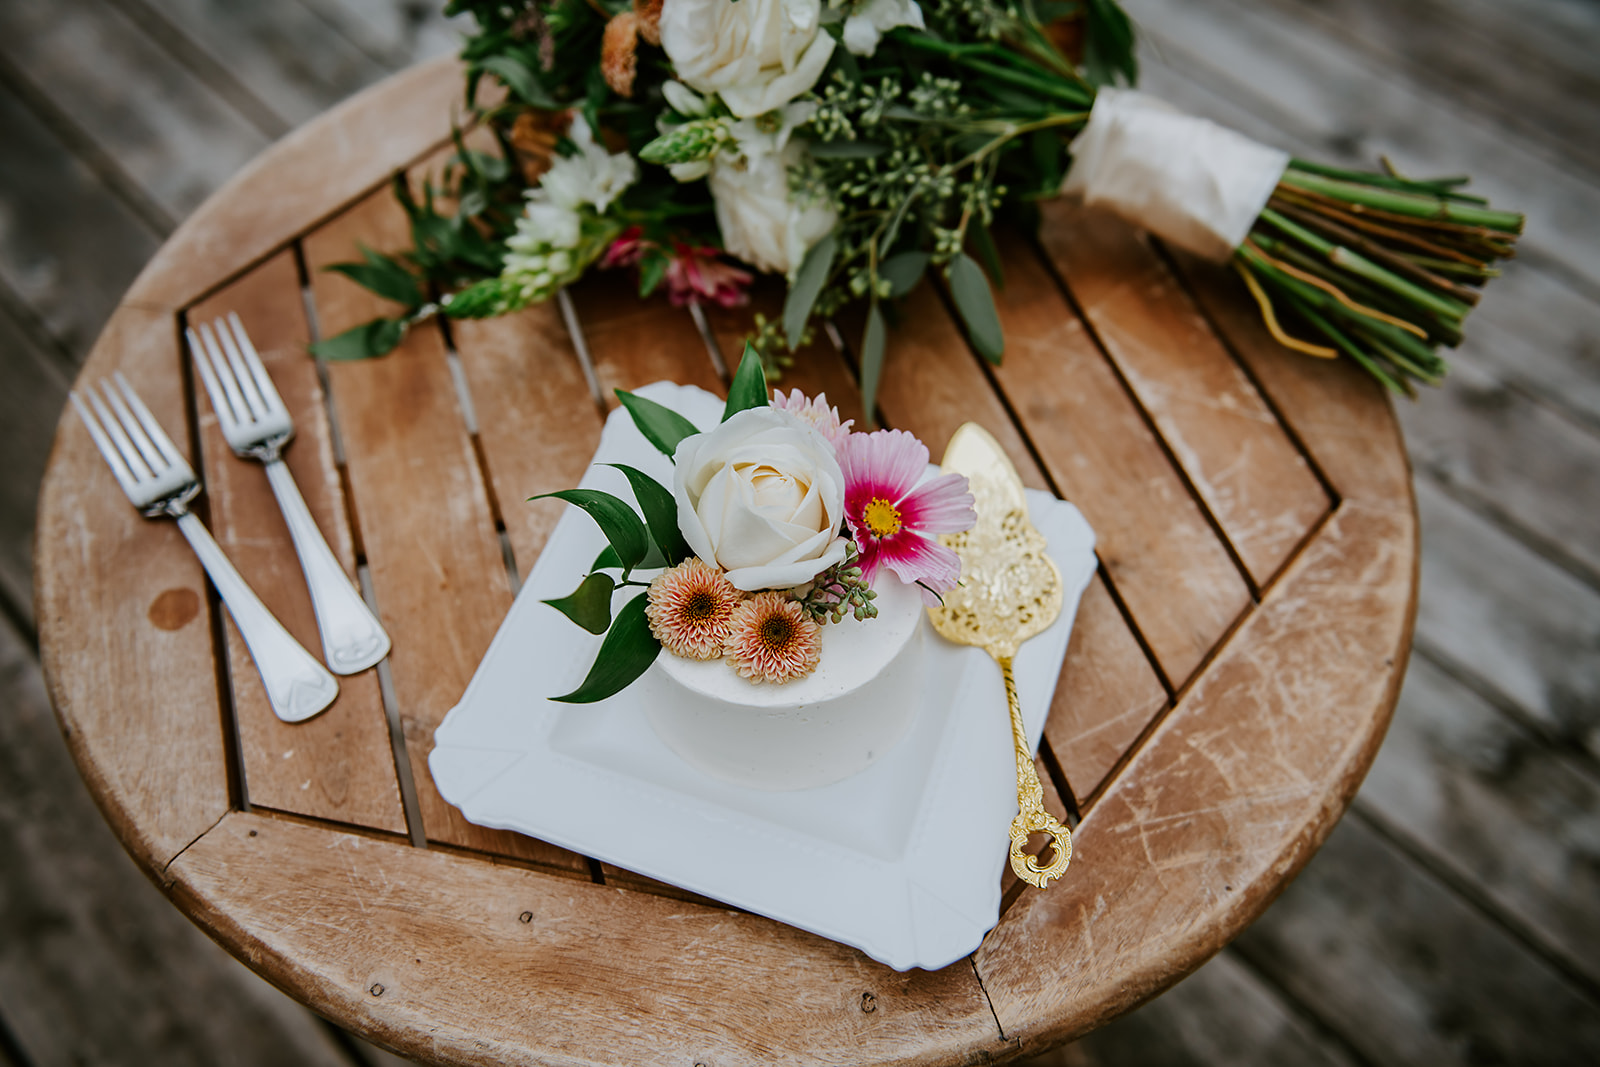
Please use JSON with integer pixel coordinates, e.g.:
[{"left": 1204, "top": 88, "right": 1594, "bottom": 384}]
[
  {"left": 985, "top": 232, "right": 1250, "bottom": 687},
  {"left": 976, "top": 499, "right": 1416, "bottom": 1053},
  {"left": 0, "top": 298, "right": 69, "bottom": 629},
  {"left": 449, "top": 306, "right": 605, "bottom": 571},
  {"left": 122, "top": 55, "right": 463, "bottom": 311},
  {"left": 187, "top": 250, "right": 405, "bottom": 833},
  {"left": 1037, "top": 201, "right": 1330, "bottom": 590},
  {"left": 304, "top": 190, "right": 584, "bottom": 872},
  {"left": 35, "top": 303, "right": 230, "bottom": 871},
  {"left": 169, "top": 810, "right": 1007, "bottom": 1067},
  {"left": 569, "top": 271, "right": 725, "bottom": 407}
]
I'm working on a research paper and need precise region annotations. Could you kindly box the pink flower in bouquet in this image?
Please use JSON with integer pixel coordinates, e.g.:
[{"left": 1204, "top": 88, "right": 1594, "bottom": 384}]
[
  {"left": 771, "top": 388, "right": 853, "bottom": 446},
  {"left": 664, "top": 243, "right": 752, "bottom": 308},
  {"left": 601, "top": 225, "right": 650, "bottom": 269},
  {"left": 724, "top": 591, "right": 822, "bottom": 683},
  {"left": 836, "top": 429, "right": 976, "bottom": 605},
  {"left": 645, "top": 558, "right": 743, "bottom": 660}
]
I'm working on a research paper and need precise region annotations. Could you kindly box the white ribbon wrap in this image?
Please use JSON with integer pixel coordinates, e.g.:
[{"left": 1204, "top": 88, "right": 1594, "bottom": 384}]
[{"left": 1062, "top": 89, "right": 1290, "bottom": 262}]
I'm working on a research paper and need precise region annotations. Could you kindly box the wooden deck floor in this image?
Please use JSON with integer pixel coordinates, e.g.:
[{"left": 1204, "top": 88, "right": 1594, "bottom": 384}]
[{"left": 1, "top": 1, "right": 1596, "bottom": 1064}]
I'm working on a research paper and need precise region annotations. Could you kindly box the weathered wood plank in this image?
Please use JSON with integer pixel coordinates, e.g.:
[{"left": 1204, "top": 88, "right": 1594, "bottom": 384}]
[
  {"left": 1396, "top": 357, "right": 1600, "bottom": 585},
  {"left": 1413, "top": 478, "right": 1600, "bottom": 758},
  {"left": 188, "top": 249, "right": 405, "bottom": 834},
  {"left": 1037, "top": 202, "right": 1330, "bottom": 590},
  {"left": 977, "top": 500, "right": 1414, "bottom": 1053},
  {"left": 168, "top": 810, "right": 1008, "bottom": 1067},
  {"left": 0, "top": 300, "right": 68, "bottom": 629},
  {"left": 1168, "top": 251, "right": 1411, "bottom": 507},
  {"left": 449, "top": 307, "right": 605, "bottom": 571},
  {"left": 303, "top": 190, "right": 584, "bottom": 872},
  {"left": 35, "top": 304, "right": 231, "bottom": 872},
  {"left": 0, "top": 0, "right": 268, "bottom": 224},
  {"left": 1358, "top": 653, "right": 1600, "bottom": 991},
  {"left": 0, "top": 614, "right": 361, "bottom": 1067},
  {"left": 569, "top": 272, "right": 726, "bottom": 406},
  {"left": 0, "top": 80, "right": 161, "bottom": 361},
  {"left": 1025, "top": 949, "right": 1356, "bottom": 1067},
  {"left": 300, "top": 0, "right": 468, "bottom": 71},
  {"left": 1233, "top": 813, "right": 1600, "bottom": 1065},
  {"left": 986, "top": 231, "right": 1251, "bottom": 687}
]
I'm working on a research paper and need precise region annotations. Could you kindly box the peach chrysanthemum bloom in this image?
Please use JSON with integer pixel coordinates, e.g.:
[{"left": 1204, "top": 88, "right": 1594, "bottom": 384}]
[
  {"left": 724, "top": 592, "right": 822, "bottom": 684},
  {"left": 645, "top": 558, "right": 742, "bottom": 659}
]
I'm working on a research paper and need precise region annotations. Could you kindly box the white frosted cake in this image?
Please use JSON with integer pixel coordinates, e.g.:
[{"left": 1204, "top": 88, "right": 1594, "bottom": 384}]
[{"left": 637, "top": 576, "right": 926, "bottom": 791}]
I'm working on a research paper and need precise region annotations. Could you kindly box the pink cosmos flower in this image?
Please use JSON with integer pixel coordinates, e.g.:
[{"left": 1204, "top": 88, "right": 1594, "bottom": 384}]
[
  {"left": 664, "top": 242, "right": 752, "bottom": 308},
  {"left": 835, "top": 429, "right": 976, "bottom": 605},
  {"left": 771, "top": 388, "right": 853, "bottom": 446}
]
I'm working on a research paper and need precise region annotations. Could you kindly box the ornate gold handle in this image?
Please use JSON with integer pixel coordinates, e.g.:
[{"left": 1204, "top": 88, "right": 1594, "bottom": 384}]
[{"left": 1000, "top": 657, "right": 1072, "bottom": 888}]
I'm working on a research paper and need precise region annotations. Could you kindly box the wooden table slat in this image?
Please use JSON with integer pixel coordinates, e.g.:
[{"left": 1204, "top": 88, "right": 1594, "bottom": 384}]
[
  {"left": 986, "top": 230, "right": 1252, "bottom": 688},
  {"left": 35, "top": 304, "right": 232, "bottom": 870},
  {"left": 975, "top": 499, "right": 1415, "bottom": 1052},
  {"left": 1037, "top": 201, "right": 1333, "bottom": 591},
  {"left": 302, "top": 189, "right": 585, "bottom": 872},
  {"left": 570, "top": 270, "right": 726, "bottom": 407},
  {"left": 187, "top": 250, "right": 406, "bottom": 833}
]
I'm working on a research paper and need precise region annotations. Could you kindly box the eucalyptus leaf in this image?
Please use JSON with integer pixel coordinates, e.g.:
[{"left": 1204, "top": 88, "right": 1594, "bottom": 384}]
[
  {"left": 615, "top": 389, "right": 700, "bottom": 458},
  {"left": 784, "top": 232, "right": 837, "bottom": 349},
  {"left": 859, "top": 301, "right": 887, "bottom": 427},
  {"left": 605, "top": 464, "right": 691, "bottom": 565},
  {"left": 948, "top": 253, "right": 1005, "bottom": 364},
  {"left": 722, "top": 342, "right": 770, "bottom": 422},
  {"left": 879, "top": 251, "right": 930, "bottom": 298},
  {"left": 968, "top": 223, "right": 1006, "bottom": 290},
  {"left": 529, "top": 489, "right": 650, "bottom": 572},
  {"left": 309, "top": 318, "right": 406, "bottom": 361},
  {"left": 543, "top": 572, "right": 615, "bottom": 635},
  {"left": 1083, "top": 0, "right": 1139, "bottom": 87},
  {"left": 551, "top": 594, "right": 661, "bottom": 704}
]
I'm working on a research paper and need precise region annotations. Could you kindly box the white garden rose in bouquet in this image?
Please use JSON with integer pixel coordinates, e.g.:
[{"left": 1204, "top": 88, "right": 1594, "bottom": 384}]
[{"left": 660, "top": 0, "right": 835, "bottom": 118}]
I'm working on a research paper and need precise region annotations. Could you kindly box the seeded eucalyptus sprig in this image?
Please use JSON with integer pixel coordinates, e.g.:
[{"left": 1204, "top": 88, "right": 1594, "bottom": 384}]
[{"left": 796, "top": 547, "right": 880, "bottom": 624}]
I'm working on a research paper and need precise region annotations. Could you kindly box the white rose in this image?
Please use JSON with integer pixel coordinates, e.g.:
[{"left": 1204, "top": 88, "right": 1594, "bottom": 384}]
[
  {"left": 673, "top": 407, "right": 849, "bottom": 591},
  {"left": 660, "top": 0, "right": 836, "bottom": 118},
  {"left": 710, "top": 142, "right": 838, "bottom": 276},
  {"left": 842, "top": 0, "right": 924, "bottom": 56}
]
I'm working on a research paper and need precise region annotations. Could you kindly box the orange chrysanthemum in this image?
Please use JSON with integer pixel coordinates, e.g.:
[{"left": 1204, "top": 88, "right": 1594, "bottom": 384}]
[
  {"left": 634, "top": 0, "right": 663, "bottom": 45},
  {"left": 724, "top": 592, "right": 822, "bottom": 684},
  {"left": 645, "top": 558, "right": 742, "bottom": 660},
  {"left": 601, "top": 12, "right": 639, "bottom": 97}
]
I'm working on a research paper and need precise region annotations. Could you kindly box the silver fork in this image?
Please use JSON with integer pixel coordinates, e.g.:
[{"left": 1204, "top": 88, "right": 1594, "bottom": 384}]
[
  {"left": 187, "top": 313, "right": 390, "bottom": 675},
  {"left": 71, "top": 374, "right": 339, "bottom": 723}
]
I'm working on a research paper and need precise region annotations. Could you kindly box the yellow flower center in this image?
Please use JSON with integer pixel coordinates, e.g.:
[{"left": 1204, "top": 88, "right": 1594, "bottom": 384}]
[
  {"left": 681, "top": 590, "right": 717, "bottom": 622},
  {"left": 863, "top": 497, "right": 903, "bottom": 538},
  {"left": 759, "top": 613, "right": 796, "bottom": 650}
]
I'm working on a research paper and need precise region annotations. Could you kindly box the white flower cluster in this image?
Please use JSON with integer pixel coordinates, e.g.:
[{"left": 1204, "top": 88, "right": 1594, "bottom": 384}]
[{"left": 501, "top": 116, "right": 639, "bottom": 302}]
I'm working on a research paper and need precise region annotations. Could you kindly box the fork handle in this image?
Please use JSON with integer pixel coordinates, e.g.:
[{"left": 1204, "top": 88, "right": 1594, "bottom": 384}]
[
  {"left": 176, "top": 513, "right": 339, "bottom": 723},
  {"left": 263, "top": 458, "right": 391, "bottom": 674}
]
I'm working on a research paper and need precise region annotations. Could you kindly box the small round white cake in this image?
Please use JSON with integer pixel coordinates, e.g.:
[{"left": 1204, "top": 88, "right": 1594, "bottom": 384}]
[{"left": 638, "top": 577, "right": 925, "bottom": 791}]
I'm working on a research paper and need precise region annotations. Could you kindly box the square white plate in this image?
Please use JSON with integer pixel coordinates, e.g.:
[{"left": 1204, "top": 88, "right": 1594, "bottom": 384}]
[{"left": 430, "top": 383, "right": 1097, "bottom": 970}]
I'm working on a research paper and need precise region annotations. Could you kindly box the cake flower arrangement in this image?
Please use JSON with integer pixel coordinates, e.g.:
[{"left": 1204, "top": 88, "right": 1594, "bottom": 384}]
[
  {"left": 543, "top": 347, "right": 975, "bottom": 702},
  {"left": 317, "top": 0, "right": 1522, "bottom": 406}
]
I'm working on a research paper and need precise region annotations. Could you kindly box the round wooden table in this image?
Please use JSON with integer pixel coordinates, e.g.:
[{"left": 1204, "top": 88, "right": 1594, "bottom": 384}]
[{"left": 36, "top": 58, "right": 1416, "bottom": 1066}]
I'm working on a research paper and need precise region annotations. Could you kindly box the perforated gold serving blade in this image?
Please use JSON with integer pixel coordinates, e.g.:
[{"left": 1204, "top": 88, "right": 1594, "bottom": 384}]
[{"left": 927, "top": 423, "right": 1072, "bottom": 889}]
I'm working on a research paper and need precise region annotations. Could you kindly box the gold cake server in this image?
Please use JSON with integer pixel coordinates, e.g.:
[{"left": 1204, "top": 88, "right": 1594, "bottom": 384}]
[{"left": 927, "top": 423, "right": 1072, "bottom": 889}]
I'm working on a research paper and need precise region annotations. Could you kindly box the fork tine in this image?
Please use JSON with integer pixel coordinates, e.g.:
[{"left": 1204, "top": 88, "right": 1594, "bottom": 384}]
[
  {"left": 195, "top": 321, "right": 252, "bottom": 427},
  {"left": 88, "top": 384, "right": 153, "bottom": 481},
  {"left": 70, "top": 390, "right": 141, "bottom": 497},
  {"left": 100, "top": 378, "right": 168, "bottom": 473},
  {"left": 226, "top": 313, "right": 284, "bottom": 412},
  {"left": 187, "top": 324, "right": 239, "bottom": 435},
  {"left": 113, "top": 372, "right": 187, "bottom": 469},
  {"left": 212, "top": 316, "right": 269, "bottom": 419}
]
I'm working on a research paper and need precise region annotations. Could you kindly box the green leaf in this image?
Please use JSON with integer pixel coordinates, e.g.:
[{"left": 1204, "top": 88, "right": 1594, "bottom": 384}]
[
  {"left": 615, "top": 390, "right": 701, "bottom": 458},
  {"left": 551, "top": 594, "right": 661, "bottom": 703},
  {"left": 477, "top": 55, "right": 558, "bottom": 108},
  {"left": 968, "top": 223, "right": 1006, "bottom": 290},
  {"left": 324, "top": 246, "right": 425, "bottom": 309},
  {"left": 1083, "top": 0, "right": 1139, "bottom": 87},
  {"left": 592, "top": 545, "right": 622, "bottom": 571},
  {"left": 879, "top": 251, "right": 930, "bottom": 298},
  {"left": 859, "top": 300, "right": 887, "bottom": 428},
  {"left": 309, "top": 318, "right": 406, "bottom": 361},
  {"left": 529, "top": 489, "right": 650, "bottom": 572},
  {"left": 722, "top": 342, "right": 770, "bottom": 422},
  {"left": 542, "top": 572, "right": 615, "bottom": 635},
  {"left": 807, "top": 141, "right": 889, "bottom": 159},
  {"left": 605, "top": 464, "right": 691, "bottom": 565},
  {"left": 784, "top": 232, "right": 837, "bottom": 349},
  {"left": 638, "top": 252, "right": 668, "bottom": 298},
  {"left": 947, "top": 253, "right": 1005, "bottom": 364}
]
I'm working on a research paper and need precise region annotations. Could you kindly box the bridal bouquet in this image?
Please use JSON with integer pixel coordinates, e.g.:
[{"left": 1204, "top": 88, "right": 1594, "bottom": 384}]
[{"left": 317, "top": 0, "right": 1522, "bottom": 405}]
